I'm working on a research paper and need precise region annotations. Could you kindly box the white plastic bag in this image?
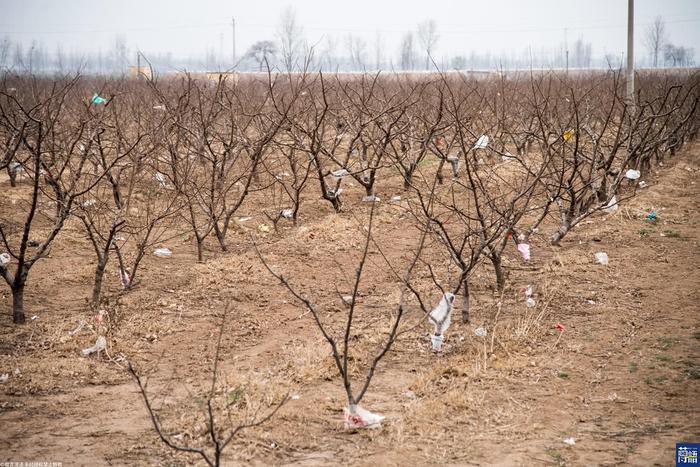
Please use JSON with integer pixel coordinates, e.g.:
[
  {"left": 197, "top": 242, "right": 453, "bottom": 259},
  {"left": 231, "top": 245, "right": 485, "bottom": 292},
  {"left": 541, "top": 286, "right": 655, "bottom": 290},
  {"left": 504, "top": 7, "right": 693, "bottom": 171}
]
[
  {"left": 525, "top": 284, "right": 536, "bottom": 308},
  {"left": 155, "top": 172, "right": 168, "bottom": 187},
  {"left": 429, "top": 292, "right": 455, "bottom": 336},
  {"left": 119, "top": 268, "right": 131, "bottom": 288},
  {"left": 344, "top": 404, "right": 385, "bottom": 429},
  {"left": 430, "top": 334, "right": 444, "bottom": 351},
  {"left": 280, "top": 208, "right": 294, "bottom": 219},
  {"left": 595, "top": 252, "right": 609, "bottom": 265},
  {"left": 602, "top": 196, "right": 618, "bottom": 214},
  {"left": 446, "top": 156, "right": 460, "bottom": 176},
  {"left": 82, "top": 335, "right": 107, "bottom": 356},
  {"left": 331, "top": 168, "right": 350, "bottom": 178},
  {"left": 153, "top": 247, "right": 172, "bottom": 258},
  {"left": 473, "top": 135, "right": 489, "bottom": 149},
  {"left": 624, "top": 169, "right": 640, "bottom": 180},
  {"left": 0, "top": 253, "right": 10, "bottom": 266}
]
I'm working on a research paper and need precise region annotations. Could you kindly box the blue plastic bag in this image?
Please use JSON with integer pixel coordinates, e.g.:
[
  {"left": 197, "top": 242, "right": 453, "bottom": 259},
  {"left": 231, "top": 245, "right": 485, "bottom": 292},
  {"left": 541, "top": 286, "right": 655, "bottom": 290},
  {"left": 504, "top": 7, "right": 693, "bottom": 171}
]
[{"left": 91, "top": 94, "right": 107, "bottom": 105}]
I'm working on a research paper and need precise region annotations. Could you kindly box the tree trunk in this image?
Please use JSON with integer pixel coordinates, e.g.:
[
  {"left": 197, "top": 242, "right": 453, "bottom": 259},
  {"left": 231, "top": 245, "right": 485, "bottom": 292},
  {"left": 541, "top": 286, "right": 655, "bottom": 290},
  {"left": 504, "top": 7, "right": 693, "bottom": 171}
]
[
  {"left": 92, "top": 256, "right": 107, "bottom": 307},
  {"left": 214, "top": 223, "right": 228, "bottom": 252},
  {"left": 12, "top": 282, "right": 26, "bottom": 324},
  {"left": 550, "top": 225, "right": 569, "bottom": 246},
  {"left": 196, "top": 237, "right": 204, "bottom": 263},
  {"left": 491, "top": 254, "right": 505, "bottom": 292},
  {"left": 8, "top": 167, "right": 17, "bottom": 187},
  {"left": 403, "top": 166, "right": 414, "bottom": 190},
  {"left": 461, "top": 280, "right": 470, "bottom": 323},
  {"left": 436, "top": 159, "right": 445, "bottom": 185}
]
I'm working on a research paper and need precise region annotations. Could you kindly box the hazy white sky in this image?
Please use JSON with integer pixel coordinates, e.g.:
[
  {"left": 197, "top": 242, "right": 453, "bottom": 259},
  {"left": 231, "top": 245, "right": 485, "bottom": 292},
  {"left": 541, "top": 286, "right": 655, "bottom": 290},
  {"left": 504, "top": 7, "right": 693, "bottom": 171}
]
[{"left": 1, "top": 0, "right": 698, "bottom": 62}]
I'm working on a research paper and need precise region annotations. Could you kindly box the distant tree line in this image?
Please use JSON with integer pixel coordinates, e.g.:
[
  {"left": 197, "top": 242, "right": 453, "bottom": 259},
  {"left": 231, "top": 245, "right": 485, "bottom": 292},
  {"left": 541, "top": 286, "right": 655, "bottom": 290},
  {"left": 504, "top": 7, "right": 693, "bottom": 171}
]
[{"left": 0, "top": 13, "right": 694, "bottom": 75}]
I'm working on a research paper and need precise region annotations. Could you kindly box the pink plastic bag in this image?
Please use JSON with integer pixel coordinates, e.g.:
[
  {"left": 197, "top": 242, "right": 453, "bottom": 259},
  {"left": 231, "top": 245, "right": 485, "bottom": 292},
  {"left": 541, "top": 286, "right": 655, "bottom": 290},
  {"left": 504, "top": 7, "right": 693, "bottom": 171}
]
[{"left": 517, "top": 243, "right": 531, "bottom": 261}]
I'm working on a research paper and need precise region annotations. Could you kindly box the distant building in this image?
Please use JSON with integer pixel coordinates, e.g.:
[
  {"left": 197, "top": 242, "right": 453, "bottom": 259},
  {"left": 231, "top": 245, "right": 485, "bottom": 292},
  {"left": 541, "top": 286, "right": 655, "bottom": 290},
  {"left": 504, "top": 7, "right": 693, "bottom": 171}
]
[
  {"left": 203, "top": 71, "right": 240, "bottom": 84},
  {"left": 129, "top": 66, "right": 153, "bottom": 80}
]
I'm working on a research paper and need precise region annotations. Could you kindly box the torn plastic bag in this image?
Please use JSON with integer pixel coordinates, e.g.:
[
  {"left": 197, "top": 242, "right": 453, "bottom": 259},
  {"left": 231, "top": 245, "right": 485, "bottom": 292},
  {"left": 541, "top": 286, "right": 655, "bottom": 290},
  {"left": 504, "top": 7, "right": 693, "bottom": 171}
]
[{"left": 344, "top": 404, "right": 385, "bottom": 429}]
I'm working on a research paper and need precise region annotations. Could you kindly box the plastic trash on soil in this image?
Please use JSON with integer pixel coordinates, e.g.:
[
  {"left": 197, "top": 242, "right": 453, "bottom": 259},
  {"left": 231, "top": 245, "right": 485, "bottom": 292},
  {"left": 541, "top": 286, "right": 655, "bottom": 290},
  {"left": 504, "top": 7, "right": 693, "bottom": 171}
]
[
  {"left": 331, "top": 168, "right": 350, "bottom": 178},
  {"left": 638, "top": 181, "right": 648, "bottom": 188},
  {"left": 517, "top": 243, "right": 531, "bottom": 261},
  {"left": 473, "top": 135, "right": 489, "bottom": 149},
  {"left": 153, "top": 104, "right": 166, "bottom": 111},
  {"left": 327, "top": 187, "right": 343, "bottom": 199},
  {"left": 563, "top": 437, "right": 576, "bottom": 445},
  {"left": 446, "top": 156, "right": 460, "bottom": 176},
  {"left": 119, "top": 268, "right": 131, "bottom": 288},
  {"left": 82, "top": 335, "right": 107, "bottom": 356},
  {"left": 0, "top": 253, "right": 10, "bottom": 266},
  {"left": 9, "top": 161, "right": 23, "bottom": 174},
  {"left": 362, "top": 195, "right": 380, "bottom": 202},
  {"left": 430, "top": 334, "right": 444, "bottom": 351},
  {"left": 594, "top": 252, "right": 608, "bottom": 265},
  {"left": 69, "top": 320, "right": 86, "bottom": 335},
  {"left": 281, "top": 208, "right": 294, "bottom": 219},
  {"left": 344, "top": 404, "right": 385, "bottom": 429},
  {"left": 525, "top": 284, "right": 536, "bottom": 308},
  {"left": 624, "top": 169, "right": 641, "bottom": 180},
  {"left": 601, "top": 196, "right": 618, "bottom": 214},
  {"left": 155, "top": 172, "right": 168, "bottom": 187},
  {"left": 474, "top": 326, "right": 487, "bottom": 337},
  {"left": 429, "top": 292, "right": 455, "bottom": 337},
  {"left": 82, "top": 199, "right": 97, "bottom": 208},
  {"left": 153, "top": 247, "right": 172, "bottom": 258},
  {"left": 390, "top": 195, "right": 402, "bottom": 202}
]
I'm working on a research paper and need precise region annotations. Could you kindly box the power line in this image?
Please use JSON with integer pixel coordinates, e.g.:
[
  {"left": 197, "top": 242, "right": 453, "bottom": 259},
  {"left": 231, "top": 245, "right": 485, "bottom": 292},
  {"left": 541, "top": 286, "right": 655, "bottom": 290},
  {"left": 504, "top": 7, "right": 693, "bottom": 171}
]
[{"left": 1, "top": 17, "right": 698, "bottom": 36}]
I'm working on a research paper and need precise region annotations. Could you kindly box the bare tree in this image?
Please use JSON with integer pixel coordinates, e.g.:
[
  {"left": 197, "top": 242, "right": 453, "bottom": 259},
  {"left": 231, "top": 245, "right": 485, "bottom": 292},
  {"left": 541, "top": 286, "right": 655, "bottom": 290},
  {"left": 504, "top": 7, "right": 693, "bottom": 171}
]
[
  {"left": 572, "top": 38, "right": 592, "bottom": 69},
  {"left": 399, "top": 33, "right": 416, "bottom": 71},
  {"left": 0, "top": 36, "right": 12, "bottom": 70},
  {"left": 644, "top": 16, "right": 667, "bottom": 68},
  {"left": 0, "top": 76, "right": 124, "bottom": 323},
  {"left": 373, "top": 31, "right": 383, "bottom": 71},
  {"left": 345, "top": 34, "right": 367, "bottom": 71},
  {"left": 417, "top": 20, "right": 439, "bottom": 70},
  {"left": 129, "top": 305, "right": 287, "bottom": 467},
  {"left": 277, "top": 6, "right": 304, "bottom": 72},
  {"left": 255, "top": 205, "right": 433, "bottom": 423},
  {"left": 664, "top": 44, "right": 694, "bottom": 67},
  {"left": 244, "top": 41, "right": 276, "bottom": 72}
]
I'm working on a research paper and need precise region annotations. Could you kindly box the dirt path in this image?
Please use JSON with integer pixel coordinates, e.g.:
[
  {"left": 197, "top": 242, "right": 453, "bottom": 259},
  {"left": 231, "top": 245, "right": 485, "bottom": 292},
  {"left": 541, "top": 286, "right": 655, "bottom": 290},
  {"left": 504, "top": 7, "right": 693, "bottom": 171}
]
[{"left": 1, "top": 149, "right": 699, "bottom": 466}]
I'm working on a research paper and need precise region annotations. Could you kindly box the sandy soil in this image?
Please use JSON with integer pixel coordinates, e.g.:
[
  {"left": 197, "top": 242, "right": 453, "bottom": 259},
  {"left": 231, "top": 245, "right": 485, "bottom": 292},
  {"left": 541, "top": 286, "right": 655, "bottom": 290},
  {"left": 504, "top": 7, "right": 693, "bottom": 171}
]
[{"left": 1, "top": 147, "right": 698, "bottom": 466}]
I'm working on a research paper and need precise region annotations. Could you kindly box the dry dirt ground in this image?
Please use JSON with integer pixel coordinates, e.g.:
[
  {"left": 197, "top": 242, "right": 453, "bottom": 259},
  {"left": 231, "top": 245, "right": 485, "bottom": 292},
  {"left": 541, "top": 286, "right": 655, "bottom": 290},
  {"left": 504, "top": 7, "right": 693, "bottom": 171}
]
[{"left": 1, "top": 148, "right": 699, "bottom": 466}]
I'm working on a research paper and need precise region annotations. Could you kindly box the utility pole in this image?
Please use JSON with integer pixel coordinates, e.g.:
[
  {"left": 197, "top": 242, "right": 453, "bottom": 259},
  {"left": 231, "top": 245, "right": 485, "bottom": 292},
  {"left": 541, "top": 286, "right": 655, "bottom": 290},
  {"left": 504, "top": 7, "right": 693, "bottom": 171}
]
[
  {"left": 232, "top": 17, "right": 236, "bottom": 66},
  {"left": 626, "top": 0, "right": 635, "bottom": 106},
  {"left": 219, "top": 32, "right": 224, "bottom": 70},
  {"left": 564, "top": 28, "right": 569, "bottom": 74}
]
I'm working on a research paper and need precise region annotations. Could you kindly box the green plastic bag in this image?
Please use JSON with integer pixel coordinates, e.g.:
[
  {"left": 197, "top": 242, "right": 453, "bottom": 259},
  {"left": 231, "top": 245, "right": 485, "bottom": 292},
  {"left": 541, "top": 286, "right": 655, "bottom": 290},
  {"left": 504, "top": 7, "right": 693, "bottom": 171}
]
[{"left": 91, "top": 94, "right": 107, "bottom": 105}]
